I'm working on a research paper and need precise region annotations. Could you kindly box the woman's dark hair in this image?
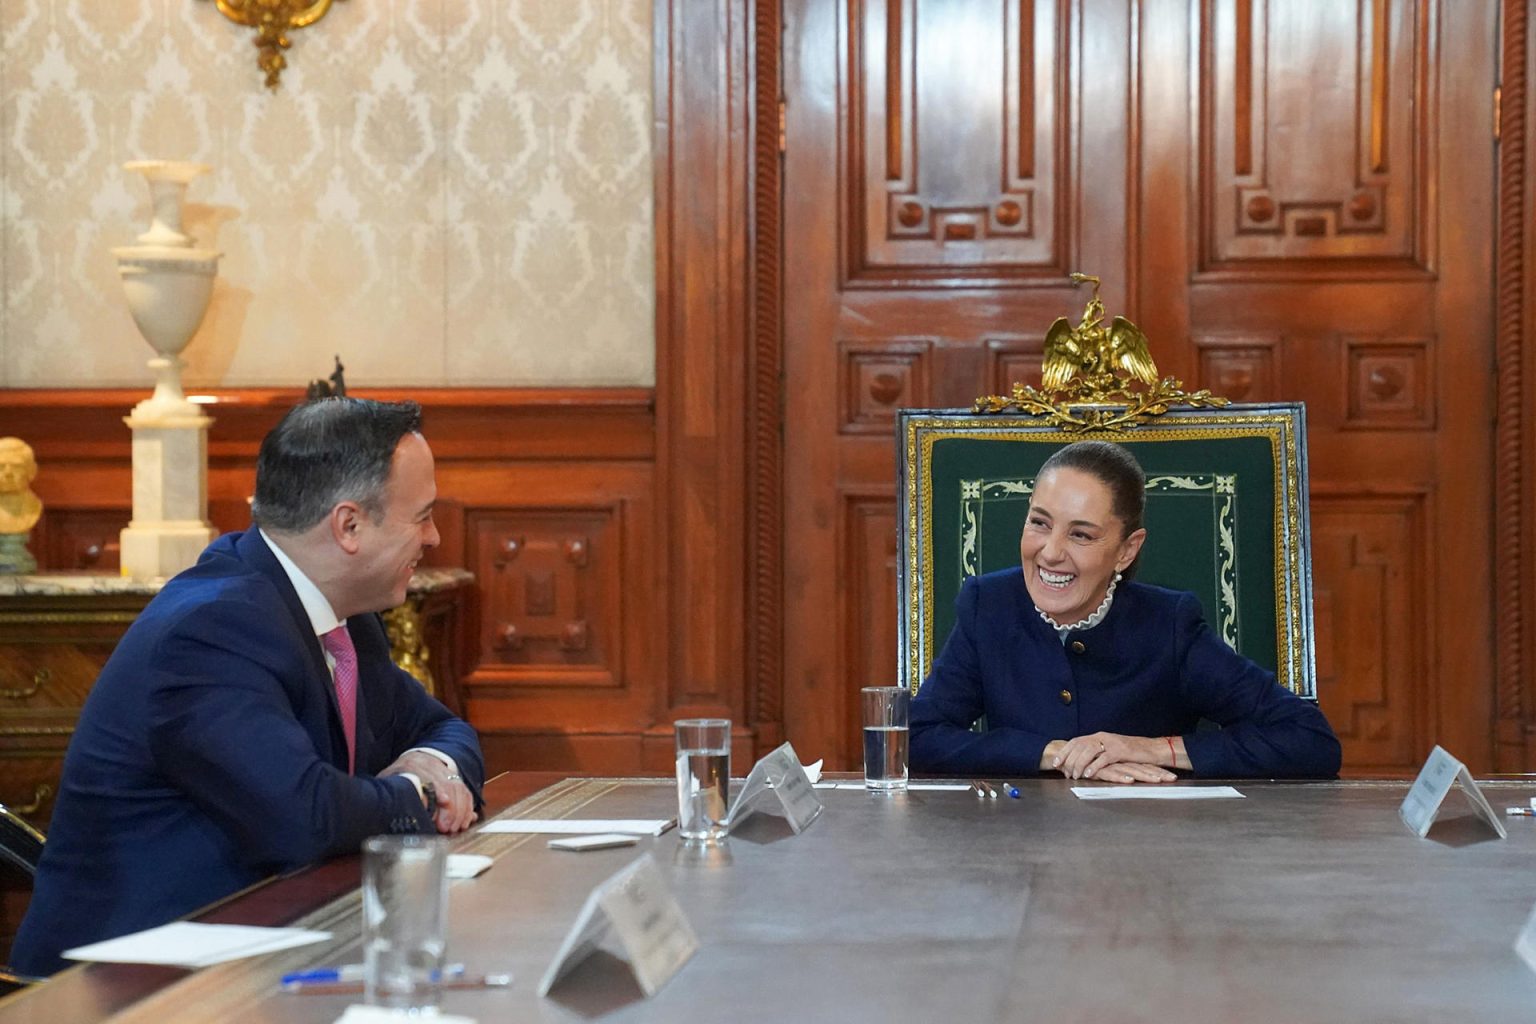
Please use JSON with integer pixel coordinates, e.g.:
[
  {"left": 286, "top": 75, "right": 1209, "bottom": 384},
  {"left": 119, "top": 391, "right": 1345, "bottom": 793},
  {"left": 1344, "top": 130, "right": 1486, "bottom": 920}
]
[
  {"left": 1036, "top": 440, "right": 1147, "bottom": 575},
  {"left": 250, "top": 398, "right": 423, "bottom": 533}
]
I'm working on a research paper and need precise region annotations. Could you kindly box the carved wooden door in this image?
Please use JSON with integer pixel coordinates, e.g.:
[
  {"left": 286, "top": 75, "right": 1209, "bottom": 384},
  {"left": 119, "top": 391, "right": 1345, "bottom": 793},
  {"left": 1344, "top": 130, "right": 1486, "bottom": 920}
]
[{"left": 779, "top": 0, "right": 1499, "bottom": 773}]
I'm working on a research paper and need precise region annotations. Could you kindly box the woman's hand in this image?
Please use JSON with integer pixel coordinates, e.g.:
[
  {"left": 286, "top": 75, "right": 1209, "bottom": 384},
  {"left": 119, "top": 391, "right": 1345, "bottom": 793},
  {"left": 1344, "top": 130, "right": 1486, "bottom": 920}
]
[
  {"left": 1076, "top": 761, "right": 1177, "bottom": 784},
  {"left": 1049, "top": 732, "right": 1178, "bottom": 782}
]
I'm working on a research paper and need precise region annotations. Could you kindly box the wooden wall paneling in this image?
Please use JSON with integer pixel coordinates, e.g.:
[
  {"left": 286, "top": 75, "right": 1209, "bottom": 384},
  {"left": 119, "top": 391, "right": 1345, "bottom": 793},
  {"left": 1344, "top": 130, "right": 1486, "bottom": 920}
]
[
  {"left": 843, "top": 493, "right": 900, "bottom": 768},
  {"left": 747, "top": 0, "right": 786, "bottom": 758},
  {"left": 449, "top": 460, "right": 658, "bottom": 765},
  {"left": 651, "top": 0, "right": 754, "bottom": 768},
  {"left": 1309, "top": 489, "right": 1429, "bottom": 774},
  {"left": 1191, "top": 333, "right": 1280, "bottom": 403},
  {"left": 1494, "top": 0, "right": 1534, "bottom": 770},
  {"left": 845, "top": 0, "right": 1069, "bottom": 283},
  {"left": 986, "top": 334, "right": 1046, "bottom": 395},
  {"left": 1197, "top": 0, "right": 1429, "bottom": 277},
  {"left": 838, "top": 338, "right": 934, "bottom": 433}
]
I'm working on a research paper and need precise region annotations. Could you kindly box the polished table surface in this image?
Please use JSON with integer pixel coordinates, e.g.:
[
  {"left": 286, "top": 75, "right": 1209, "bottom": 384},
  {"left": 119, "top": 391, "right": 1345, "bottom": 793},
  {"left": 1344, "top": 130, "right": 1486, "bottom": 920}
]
[{"left": 6, "top": 773, "right": 1536, "bottom": 1022}]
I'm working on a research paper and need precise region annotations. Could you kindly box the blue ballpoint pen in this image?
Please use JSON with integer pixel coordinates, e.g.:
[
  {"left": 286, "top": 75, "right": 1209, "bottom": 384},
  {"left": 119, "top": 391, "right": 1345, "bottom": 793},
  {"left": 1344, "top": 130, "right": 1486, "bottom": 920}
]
[
  {"left": 281, "top": 962, "right": 465, "bottom": 987},
  {"left": 1003, "top": 783, "right": 1020, "bottom": 798}
]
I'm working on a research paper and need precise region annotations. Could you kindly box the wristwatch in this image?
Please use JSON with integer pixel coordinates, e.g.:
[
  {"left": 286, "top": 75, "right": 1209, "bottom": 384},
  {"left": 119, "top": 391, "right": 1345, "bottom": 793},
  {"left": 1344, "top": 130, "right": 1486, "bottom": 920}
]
[{"left": 421, "top": 780, "right": 438, "bottom": 818}]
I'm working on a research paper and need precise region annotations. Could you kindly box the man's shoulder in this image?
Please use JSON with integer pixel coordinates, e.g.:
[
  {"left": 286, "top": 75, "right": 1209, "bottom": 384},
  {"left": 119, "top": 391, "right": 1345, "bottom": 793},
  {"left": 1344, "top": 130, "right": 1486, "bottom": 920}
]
[{"left": 139, "top": 533, "right": 288, "bottom": 632}]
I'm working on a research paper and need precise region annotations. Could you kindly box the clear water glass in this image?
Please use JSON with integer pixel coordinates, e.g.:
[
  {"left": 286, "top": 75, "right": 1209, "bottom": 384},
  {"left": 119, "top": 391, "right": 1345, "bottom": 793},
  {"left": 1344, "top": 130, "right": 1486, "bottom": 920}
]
[
  {"left": 862, "top": 686, "right": 910, "bottom": 791},
  {"left": 675, "top": 718, "right": 731, "bottom": 841},
  {"left": 362, "top": 833, "right": 449, "bottom": 1012}
]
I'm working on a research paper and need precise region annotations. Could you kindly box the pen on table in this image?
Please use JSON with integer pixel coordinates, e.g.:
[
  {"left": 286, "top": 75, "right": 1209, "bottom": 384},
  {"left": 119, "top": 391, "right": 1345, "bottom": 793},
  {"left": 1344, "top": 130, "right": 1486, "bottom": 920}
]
[
  {"left": 1001, "top": 783, "right": 1020, "bottom": 799},
  {"left": 1506, "top": 806, "right": 1536, "bottom": 817},
  {"left": 280, "top": 963, "right": 464, "bottom": 988},
  {"left": 283, "top": 972, "right": 509, "bottom": 996}
]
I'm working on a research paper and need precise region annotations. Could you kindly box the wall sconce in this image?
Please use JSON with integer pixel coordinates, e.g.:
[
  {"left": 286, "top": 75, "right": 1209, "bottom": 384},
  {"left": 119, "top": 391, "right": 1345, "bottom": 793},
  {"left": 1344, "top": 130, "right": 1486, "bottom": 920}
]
[{"left": 201, "top": 0, "right": 348, "bottom": 90}]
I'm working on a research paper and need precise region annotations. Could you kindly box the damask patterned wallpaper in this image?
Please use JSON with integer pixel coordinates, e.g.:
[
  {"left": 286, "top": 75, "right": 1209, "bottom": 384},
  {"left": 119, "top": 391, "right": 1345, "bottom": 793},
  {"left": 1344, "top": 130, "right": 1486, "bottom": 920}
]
[{"left": 0, "top": 0, "right": 655, "bottom": 388}]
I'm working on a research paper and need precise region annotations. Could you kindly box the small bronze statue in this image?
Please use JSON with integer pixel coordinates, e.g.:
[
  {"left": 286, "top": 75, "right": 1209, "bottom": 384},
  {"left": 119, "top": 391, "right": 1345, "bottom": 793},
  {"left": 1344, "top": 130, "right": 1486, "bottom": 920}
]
[{"left": 305, "top": 356, "right": 348, "bottom": 401}]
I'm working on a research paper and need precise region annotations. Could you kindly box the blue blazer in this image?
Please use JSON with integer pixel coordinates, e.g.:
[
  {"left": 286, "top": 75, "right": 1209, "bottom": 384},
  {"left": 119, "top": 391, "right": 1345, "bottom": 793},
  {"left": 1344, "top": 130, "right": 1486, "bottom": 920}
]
[
  {"left": 14, "top": 530, "right": 485, "bottom": 975},
  {"left": 909, "top": 569, "right": 1341, "bottom": 779}
]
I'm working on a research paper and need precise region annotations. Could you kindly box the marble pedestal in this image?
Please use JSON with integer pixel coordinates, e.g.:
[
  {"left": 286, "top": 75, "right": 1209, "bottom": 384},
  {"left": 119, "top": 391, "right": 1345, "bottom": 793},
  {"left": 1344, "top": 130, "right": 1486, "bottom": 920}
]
[
  {"left": 0, "top": 534, "right": 36, "bottom": 574},
  {"left": 119, "top": 408, "right": 217, "bottom": 579}
]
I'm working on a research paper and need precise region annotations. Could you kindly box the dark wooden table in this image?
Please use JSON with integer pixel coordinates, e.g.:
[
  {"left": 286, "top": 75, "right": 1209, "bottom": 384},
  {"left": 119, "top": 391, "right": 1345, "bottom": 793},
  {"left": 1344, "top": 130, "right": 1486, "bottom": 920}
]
[{"left": 6, "top": 774, "right": 1536, "bottom": 1023}]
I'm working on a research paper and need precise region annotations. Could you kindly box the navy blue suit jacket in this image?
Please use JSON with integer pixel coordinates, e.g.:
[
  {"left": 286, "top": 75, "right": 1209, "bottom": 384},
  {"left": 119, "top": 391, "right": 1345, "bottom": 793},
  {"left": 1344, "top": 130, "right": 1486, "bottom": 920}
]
[
  {"left": 909, "top": 569, "right": 1341, "bottom": 778},
  {"left": 13, "top": 530, "right": 484, "bottom": 975}
]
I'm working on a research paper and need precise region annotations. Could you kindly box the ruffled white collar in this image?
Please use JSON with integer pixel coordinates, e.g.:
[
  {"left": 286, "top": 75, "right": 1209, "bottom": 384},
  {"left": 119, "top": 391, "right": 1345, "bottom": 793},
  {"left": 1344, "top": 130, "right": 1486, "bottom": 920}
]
[{"left": 1037, "top": 571, "right": 1121, "bottom": 636}]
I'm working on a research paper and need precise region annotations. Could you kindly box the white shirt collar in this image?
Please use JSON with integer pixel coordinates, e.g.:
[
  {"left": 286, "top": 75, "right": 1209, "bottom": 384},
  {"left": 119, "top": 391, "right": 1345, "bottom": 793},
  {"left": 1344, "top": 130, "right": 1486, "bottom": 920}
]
[{"left": 258, "top": 528, "right": 344, "bottom": 637}]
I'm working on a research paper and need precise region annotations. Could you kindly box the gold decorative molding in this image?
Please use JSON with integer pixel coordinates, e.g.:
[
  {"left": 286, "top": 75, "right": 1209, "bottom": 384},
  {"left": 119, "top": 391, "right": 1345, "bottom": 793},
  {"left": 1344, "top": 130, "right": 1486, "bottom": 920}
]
[
  {"left": 973, "top": 273, "right": 1231, "bottom": 431},
  {"left": 201, "top": 0, "right": 348, "bottom": 90}
]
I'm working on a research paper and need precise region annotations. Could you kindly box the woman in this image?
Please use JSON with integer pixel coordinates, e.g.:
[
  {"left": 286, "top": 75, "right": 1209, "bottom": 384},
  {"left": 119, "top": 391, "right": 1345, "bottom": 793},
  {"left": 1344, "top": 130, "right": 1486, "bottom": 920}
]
[{"left": 909, "top": 440, "right": 1341, "bottom": 782}]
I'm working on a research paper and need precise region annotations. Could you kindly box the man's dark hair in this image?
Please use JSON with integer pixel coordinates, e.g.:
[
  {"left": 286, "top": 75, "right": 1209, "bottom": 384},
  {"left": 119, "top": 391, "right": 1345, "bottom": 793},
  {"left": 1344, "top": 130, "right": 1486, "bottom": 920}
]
[
  {"left": 251, "top": 398, "right": 423, "bottom": 534},
  {"left": 1037, "top": 440, "right": 1146, "bottom": 576}
]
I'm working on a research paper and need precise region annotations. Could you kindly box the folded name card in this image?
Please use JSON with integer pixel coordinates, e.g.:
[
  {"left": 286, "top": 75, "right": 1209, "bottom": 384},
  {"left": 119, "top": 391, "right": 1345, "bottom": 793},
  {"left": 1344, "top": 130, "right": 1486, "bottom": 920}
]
[
  {"left": 724, "top": 741, "right": 823, "bottom": 834},
  {"left": 1399, "top": 744, "right": 1506, "bottom": 839},
  {"left": 538, "top": 854, "right": 698, "bottom": 999}
]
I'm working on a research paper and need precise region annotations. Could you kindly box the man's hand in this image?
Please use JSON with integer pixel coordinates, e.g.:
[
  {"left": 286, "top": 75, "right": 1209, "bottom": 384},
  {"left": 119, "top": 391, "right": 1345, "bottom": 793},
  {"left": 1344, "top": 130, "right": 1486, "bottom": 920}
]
[{"left": 381, "top": 750, "right": 476, "bottom": 834}]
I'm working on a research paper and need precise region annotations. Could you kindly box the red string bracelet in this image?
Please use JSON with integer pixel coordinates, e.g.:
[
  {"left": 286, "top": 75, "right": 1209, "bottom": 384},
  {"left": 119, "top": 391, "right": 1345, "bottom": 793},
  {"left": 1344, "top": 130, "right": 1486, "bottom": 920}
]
[{"left": 1165, "top": 736, "right": 1176, "bottom": 767}]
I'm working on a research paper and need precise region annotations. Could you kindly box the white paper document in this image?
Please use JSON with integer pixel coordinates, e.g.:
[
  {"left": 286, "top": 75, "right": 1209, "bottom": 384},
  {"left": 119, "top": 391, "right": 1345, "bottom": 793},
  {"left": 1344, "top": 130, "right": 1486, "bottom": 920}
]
[
  {"left": 480, "top": 819, "right": 674, "bottom": 836},
  {"left": 334, "top": 1006, "right": 477, "bottom": 1024},
  {"left": 1072, "top": 785, "right": 1245, "bottom": 800},
  {"left": 447, "top": 853, "right": 494, "bottom": 879},
  {"left": 62, "top": 921, "right": 331, "bottom": 968}
]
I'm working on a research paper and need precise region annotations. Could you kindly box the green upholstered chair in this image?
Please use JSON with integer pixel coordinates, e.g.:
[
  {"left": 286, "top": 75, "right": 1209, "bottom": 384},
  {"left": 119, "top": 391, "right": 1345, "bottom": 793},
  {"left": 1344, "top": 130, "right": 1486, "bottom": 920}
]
[{"left": 897, "top": 403, "right": 1316, "bottom": 699}]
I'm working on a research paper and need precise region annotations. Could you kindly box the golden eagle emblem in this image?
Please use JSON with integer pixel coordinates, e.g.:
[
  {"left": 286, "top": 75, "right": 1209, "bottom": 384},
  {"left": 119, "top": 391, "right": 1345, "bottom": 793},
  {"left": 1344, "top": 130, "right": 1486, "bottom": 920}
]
[
  {"left": 1040, "top": 273, "right": 1158, "bottom": 391},
  {"left": 972, "top": 271, "right": 1230, "bottom": 432}
]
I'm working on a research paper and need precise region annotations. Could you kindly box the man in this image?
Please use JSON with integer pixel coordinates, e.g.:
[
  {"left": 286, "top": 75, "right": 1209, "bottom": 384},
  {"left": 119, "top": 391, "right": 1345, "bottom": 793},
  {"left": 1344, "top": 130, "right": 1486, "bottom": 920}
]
[{"left": 13, "top": 399, "right": 484, "bottom": 975}]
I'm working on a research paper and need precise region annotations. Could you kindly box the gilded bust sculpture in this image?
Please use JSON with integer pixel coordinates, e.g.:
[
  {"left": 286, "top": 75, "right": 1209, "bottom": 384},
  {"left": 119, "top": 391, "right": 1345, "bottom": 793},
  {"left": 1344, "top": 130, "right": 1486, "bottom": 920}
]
[{"left": 0, "top": 438, "right": 43, "bottom": 535}]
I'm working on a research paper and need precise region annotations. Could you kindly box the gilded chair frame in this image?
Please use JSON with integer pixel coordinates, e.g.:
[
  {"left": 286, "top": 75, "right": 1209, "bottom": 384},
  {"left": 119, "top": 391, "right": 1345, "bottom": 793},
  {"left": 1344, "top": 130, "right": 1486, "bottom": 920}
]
[{"left": 897, "top": 403, "right": 1315, "bottom": 698}]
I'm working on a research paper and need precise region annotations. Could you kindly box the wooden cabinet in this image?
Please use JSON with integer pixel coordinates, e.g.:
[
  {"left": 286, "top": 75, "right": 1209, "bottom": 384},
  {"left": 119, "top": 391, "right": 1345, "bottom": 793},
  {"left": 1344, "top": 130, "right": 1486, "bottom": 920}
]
[{"left": 0, "top": 571, "right": 471, "bottom": 832}]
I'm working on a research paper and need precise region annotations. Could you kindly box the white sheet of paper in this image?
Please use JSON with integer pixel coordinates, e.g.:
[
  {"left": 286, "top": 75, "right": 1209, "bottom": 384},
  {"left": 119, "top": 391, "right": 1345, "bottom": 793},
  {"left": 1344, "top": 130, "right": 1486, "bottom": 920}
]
[
  {"left": 62, "top": 922, "right": 331, "bottom": 968},
  {"left": 480, "top": 819, "right": 673, "bottom": 836},
  {"left": 801, "top": 759, "right": 823, "bottom": 784},
  {"left": 1072, "top": 786, "right": 1245, "bottom": 800},
  {"left": 335, "top": 1006, "right": 477, "bottom": 1024},
  {"left": 447, "top": 853, "right": 494, "bottom": 879}
]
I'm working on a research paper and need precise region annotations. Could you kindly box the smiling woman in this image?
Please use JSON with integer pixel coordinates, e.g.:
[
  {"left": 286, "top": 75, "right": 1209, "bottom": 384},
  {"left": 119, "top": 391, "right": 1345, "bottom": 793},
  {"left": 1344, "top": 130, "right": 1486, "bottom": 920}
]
[{"left": 908, "top": 440, "right": 1342, "bottom": 783}]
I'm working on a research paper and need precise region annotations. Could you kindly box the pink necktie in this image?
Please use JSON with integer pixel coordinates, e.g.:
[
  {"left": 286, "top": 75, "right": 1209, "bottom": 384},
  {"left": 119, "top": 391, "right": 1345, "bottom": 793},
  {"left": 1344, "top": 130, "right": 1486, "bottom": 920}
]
[{"left": 320, "top": 626, "right": 358, "bottom": 773}]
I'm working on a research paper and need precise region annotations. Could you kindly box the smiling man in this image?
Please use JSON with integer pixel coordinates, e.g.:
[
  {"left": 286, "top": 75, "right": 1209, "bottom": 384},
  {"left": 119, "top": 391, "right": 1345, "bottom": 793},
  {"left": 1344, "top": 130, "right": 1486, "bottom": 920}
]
[{"left": 14, "top": 398, "right": 484, "bottom": 976}]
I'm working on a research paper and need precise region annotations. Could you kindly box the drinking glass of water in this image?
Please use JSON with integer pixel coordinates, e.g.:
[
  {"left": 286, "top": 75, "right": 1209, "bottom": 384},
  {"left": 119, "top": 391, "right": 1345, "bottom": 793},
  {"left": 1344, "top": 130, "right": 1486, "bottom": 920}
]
[
  {"left": 675, "top": 718, "right": 731, "bottom": 841},
  {"left": 862, "top": 686, "right": 910, "bottom": 791},
  {"left": 362, "top": 834, "right": 449, "bottom": 1012}
]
